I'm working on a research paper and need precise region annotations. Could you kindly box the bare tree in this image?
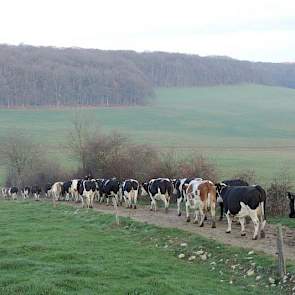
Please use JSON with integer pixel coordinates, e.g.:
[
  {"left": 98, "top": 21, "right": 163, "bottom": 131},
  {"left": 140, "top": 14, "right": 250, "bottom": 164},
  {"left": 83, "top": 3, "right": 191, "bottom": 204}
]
[
  {"left": 0, "top": 131, "right": 42, "bottom": 187},
  {"left": 67, "top": 112, "right": 100, "bottom": 174}
]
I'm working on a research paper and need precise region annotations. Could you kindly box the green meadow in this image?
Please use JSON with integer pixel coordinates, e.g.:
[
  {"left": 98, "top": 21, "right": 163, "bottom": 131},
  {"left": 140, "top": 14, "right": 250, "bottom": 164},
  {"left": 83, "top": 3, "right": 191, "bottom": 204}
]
[
  {"left": 0, "top": 200, "right": 293, "bottom": 295},
  {"left": 1, "top": 84, "right": 295, "bottom": 184}
]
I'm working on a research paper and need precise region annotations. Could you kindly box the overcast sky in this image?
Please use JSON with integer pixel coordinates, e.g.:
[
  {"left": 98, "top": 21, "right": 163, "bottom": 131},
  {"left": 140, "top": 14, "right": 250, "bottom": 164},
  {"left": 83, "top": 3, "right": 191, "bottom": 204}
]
[{"left": 0, "top": 0, "right": 294, "bottom": 62}]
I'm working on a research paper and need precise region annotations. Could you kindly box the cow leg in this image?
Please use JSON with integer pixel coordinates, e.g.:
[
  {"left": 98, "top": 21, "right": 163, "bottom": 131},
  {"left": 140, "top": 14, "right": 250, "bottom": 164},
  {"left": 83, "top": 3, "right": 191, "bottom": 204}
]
[
  {"left": 86, "top": 196, "right": 90, "bottom": 210},
  {"left": 259, "top": 202, "right": 266, "bottom": 238},
  {"left": 225, "top": 212, "right": 232, "bottom": 233},
  {"left": 248, "top": 210, "right": 260, "bottom": 240},
  {"left": 177, "top": 197, "right": 182, "bottom": 216},
  {"left": 219, "top": 202, "right": 224, "bottom": 221},
  {"left": 162, "top": 194, "right": 169, "bottom": 213},
  {"left": 149, "top": 195, "right": 156, "bottom": 211},
  {"left": 210, "top": 201, "right": 216, "bottom": 228},
  {"left": 75, "top": 192, "right": 79, "bottom": 203},
  {"left": 239, "top": 217, "right": 246, "bottom": 236},
  {"left": 198, "top": 202, "right": 206, "bottom": 227},
  {"left": 123, "top": 194, "right": 129, "bottom": 208},
  {"left": 185, "top": 198, "right": 191, "bottom": 222},
  {"left": 90, "top": 193, "right": 94, "bottom": 208},
  {"left": 80, "top": 195, "right": 84, "bottom": 208},
  {"left": 192, "top": 199, "right": 199, "bottom": 224},
  {"left": 133, "top": 191, "right": 138, "bottom": 209},
  {"left": 52, "top": 193, "right": 56, "bottom": 207},
  {"left": 115, "top": 194, "right": 120, "bottom": 207}
]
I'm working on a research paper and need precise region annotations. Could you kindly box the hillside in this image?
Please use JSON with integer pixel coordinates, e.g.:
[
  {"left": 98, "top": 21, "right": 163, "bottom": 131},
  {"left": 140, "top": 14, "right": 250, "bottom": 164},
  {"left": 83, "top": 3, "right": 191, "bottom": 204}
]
[
  {"left": 1, "top": 84, "right": 295, "bottom": 184},
  {"left": 1, "top": 44, "right": 295, "bottom": 107}
]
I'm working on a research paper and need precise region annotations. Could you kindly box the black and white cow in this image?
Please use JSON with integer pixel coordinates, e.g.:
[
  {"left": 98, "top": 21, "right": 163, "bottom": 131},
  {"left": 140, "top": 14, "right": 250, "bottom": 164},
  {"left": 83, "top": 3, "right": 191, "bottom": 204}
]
[
  {"left": 121, "top": 179, "right": 139, "bottom": 209},
  {"left": 216, "top": 179, "right": 249, "bottom": 220},
  {"left": 62, "top": 181, "right": 72, "bottom": 201},
  {"left": 21, "top": 187, "right": 30, "bottom": 199},
  {"left": 287, "top": 192, "right": 295, "bottom": 218},
  {"left": 217, "top": 184, "right": 266, "bottom": 240},
  {"left": 8, "top": 187, "right": 18, "bottom": 200},
  {"left": 95, "top": 179, "right": 106, "bottom": 203},
  {"left": 44, "top": 183, "right": 52, "bottom": 198},
  {"left": 173, "top": 178, "right": 198, "bottom": 216},
  {"left": 102, "top": 178, "right": 121, "bottom": 206},
  {"left": 1, "top": 187, "right": 8, "bottom": 198},
  {"left": 31, "top": 185, "right": 42, "bottom": 201},
  {"left": 142, "top": 178, "right": 173, "bottom": 213},
  {"left": 78, "top": 179, "right": 97, "bottom": 209},
  {"left": 70, "top": 179, "right": 81, "bottom": 202}
]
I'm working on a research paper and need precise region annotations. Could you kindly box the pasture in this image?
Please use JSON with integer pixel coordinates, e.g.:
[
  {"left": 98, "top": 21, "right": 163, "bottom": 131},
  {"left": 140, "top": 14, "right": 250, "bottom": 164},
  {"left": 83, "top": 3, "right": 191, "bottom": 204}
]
[
  {"left": 0, "top": 200, "right": 294, "bottom": 294},
  {"left": 1, "top": 84, "right": 295, "bottom": 184}
]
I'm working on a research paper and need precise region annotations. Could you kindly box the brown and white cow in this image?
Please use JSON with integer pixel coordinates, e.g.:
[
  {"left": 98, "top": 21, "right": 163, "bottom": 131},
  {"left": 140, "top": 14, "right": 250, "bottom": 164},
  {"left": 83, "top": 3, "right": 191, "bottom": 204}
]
[
  {"left": 184, "top": 179, "right": 217, "bottom": 228},
  {"left": 50, "top": 182, "right": 64, "bottom": 207}
]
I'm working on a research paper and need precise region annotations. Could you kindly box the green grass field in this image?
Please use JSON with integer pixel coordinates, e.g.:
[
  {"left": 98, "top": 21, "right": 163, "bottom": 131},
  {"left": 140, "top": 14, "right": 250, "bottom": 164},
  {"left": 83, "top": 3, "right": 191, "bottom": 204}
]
[
  {"left": 1, "top": 84, "right": 295, "bottom": 185},
  {"left": 0, "top": 200, "right": 293, "bottom": 294}
]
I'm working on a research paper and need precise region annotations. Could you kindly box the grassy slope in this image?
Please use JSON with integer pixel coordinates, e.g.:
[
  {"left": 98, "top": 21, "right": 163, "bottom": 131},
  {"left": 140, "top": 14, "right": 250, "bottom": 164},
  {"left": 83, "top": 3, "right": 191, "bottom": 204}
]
[
  {"left": 0, "top": 200, "right": 293, "bottom": 295},
  {"left": 1, "top": 84, "right": 295, "bottom": 184}
]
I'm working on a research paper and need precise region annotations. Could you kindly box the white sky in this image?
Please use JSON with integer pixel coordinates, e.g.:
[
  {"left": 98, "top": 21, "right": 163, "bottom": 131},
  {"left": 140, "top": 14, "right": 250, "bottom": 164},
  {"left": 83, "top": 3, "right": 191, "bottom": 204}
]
[{"left": 0, "top": 0, "right": 294, "bottom": 62}]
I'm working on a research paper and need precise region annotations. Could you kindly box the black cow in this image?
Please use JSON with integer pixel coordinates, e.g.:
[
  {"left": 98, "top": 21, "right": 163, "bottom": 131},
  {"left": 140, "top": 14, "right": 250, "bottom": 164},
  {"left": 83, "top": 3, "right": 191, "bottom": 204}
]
[
  {"left": 102, "top": 178, "right": 121, "bottom": 206},
  {"left": 62, "top": 181, "right": 72, "bottom": 201},
  {"left": 216, "top": 179, "right": 249, "bottom": 220},
  {"left": 122, "top": 179, "right": 139, "bottom": 209},
  {"left": 218, "top": 184, "right": 266, "bottom": 240},
  {"left": 31, "top": 185, "right": 42, "bottom": 201},
  {"left": 142, "top": 178, "right": 173, "bottom": 213},
  {"left": 287, "top": 192, "right": 295, "bottom": 218},
  {"left": 173, "top": 178, "right": 197, "bottom": 216}
]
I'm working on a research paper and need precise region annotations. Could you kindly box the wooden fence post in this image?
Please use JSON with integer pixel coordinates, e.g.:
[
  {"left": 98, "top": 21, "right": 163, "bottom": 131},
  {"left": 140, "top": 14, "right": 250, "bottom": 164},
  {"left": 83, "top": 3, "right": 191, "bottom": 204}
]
[
  {"left": 113, "top": 197, "right": 120, "bottom": 225},
  {"left": 276, "top": 224, "right": 286, "bottom": 279}
]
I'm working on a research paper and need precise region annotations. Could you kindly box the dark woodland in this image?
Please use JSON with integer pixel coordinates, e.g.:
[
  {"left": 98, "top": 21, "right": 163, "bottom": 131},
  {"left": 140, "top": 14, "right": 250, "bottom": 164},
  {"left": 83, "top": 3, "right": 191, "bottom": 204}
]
[{"left": 0, "top": 44, "right": 295, "bottom": 107}]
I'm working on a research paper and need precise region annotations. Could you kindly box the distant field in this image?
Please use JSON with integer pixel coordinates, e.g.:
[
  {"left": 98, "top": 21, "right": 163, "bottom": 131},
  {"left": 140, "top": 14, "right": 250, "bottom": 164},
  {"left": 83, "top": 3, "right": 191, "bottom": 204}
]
[{"left": 1, "top": 84, "right": 295, "bottom": 185}]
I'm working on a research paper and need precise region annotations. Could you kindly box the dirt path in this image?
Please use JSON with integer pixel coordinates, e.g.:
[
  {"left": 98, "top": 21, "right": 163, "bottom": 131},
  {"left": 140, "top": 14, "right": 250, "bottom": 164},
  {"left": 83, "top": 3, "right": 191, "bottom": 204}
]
[{"left": 75, "top": 203, "right": 295, "bottom": 262}]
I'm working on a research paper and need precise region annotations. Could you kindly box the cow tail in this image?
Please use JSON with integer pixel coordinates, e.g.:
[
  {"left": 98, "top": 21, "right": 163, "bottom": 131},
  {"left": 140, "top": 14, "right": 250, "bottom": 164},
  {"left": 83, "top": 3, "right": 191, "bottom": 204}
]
[
  {"left": 131, "top": 188, "right": 135, "bottom": 202},
  {"left": 255, "top": 185, "right": 266, "bottom": 221}
]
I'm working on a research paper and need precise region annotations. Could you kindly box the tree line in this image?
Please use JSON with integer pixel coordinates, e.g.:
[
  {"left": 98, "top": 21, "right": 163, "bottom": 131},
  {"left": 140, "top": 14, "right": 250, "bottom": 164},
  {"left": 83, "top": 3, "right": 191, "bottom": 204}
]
[{"left": 0, "top": 44, "right": 295, "bottom": 107}]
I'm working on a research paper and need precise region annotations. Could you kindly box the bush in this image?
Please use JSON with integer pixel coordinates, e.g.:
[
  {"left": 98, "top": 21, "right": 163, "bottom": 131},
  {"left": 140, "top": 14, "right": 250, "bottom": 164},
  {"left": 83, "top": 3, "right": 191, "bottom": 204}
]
[
  {"left": 231, "top": 169, "right": 257, "bottom": 185},
  {"left": 266, "top": 169, "right": 293, "bottom": 216},
  {"left": 178, "top": 154, "right": 218, "bottom": 182}
]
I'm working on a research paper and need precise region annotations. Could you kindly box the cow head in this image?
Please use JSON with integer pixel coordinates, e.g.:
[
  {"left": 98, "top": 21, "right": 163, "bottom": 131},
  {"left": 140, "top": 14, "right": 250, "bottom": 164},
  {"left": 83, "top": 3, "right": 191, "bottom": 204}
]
[
  {"left": 215, "top": 182, "right": 227, "bottom": 202},
  {"left": 141, "top": 182, "right": 149, "bottom": 196},
  {"left": 170, "top": 178, "right": 178, "bottom": 194}
]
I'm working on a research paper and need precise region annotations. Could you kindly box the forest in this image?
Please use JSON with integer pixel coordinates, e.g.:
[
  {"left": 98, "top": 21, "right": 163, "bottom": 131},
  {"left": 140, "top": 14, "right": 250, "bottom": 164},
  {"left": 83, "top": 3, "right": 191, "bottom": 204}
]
[{"left": 0, "top": 44, "right": 295, "bottom": 107}]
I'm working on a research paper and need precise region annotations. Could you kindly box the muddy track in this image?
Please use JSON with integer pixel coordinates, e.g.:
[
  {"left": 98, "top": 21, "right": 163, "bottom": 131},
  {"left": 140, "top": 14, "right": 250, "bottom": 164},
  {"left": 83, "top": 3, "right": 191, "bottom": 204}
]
[{"left": 67, "top": 202, "right": 295, "bottom": 262}]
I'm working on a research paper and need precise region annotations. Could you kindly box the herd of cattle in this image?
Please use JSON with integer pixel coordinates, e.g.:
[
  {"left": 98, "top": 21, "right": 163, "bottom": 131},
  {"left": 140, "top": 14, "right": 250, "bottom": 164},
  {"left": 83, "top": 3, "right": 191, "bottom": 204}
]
[{"left": 1, "top": 177, "right": 295, "bottom": 240}]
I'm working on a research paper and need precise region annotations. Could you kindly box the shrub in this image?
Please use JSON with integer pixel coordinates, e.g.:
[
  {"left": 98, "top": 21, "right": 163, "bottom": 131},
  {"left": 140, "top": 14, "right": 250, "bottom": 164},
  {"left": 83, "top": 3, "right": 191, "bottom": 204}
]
[{"left": 266, "top": 169, "right": 293, "bottom": 216}]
